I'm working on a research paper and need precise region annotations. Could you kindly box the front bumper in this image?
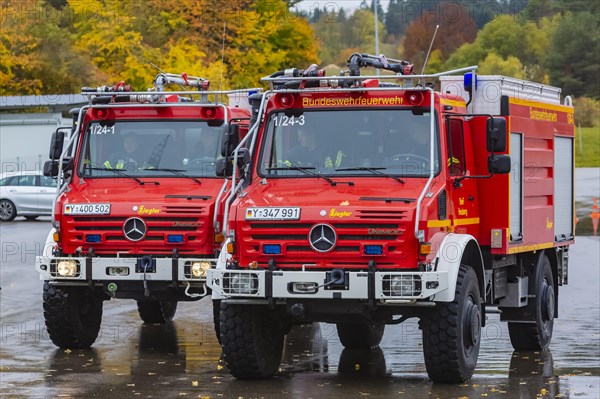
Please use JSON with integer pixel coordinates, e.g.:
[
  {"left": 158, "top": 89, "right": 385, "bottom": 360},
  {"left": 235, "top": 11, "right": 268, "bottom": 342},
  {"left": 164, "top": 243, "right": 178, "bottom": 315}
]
[
  {"left": 207, "top": 269, "right": 449, "bottom": 303},
  {"left": 36, "top": 255, "right": 214, "bottom": 283}
]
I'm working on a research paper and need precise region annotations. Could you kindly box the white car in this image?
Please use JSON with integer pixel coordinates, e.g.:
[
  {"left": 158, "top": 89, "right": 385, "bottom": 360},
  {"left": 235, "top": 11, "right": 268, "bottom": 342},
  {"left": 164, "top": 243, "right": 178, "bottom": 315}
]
[{"left": 0, "top": 171, "right": 57, "bottom": 221}]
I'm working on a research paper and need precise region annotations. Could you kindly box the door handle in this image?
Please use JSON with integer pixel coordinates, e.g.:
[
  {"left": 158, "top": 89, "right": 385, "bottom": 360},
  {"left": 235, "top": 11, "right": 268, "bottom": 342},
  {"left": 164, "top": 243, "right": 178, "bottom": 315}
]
[{"left": 9, "top": 189, "right": 16, "bottom": 192}]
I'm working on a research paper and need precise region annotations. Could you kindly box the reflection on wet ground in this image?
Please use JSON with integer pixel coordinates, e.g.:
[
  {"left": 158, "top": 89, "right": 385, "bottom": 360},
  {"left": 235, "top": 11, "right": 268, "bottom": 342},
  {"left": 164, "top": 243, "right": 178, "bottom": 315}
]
[{"left": 0, "top": 170, "right": 599, "bottom": 398}]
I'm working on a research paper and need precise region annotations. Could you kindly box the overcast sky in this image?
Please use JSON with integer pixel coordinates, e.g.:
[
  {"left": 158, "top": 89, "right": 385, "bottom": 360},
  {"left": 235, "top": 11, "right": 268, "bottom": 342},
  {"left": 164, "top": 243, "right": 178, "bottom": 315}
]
[{"left": 296, "top": 0, "right": 391, "bottom": 13}]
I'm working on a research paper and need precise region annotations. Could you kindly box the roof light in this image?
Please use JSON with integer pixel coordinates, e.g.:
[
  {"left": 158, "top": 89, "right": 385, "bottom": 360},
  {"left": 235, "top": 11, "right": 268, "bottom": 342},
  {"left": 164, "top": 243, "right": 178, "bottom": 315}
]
[
  {"left": 276, "top": 93, "right": 297, "bottom": 108},
  {"left": 405, "top": 91, "right": 424, "bottom": 106}
]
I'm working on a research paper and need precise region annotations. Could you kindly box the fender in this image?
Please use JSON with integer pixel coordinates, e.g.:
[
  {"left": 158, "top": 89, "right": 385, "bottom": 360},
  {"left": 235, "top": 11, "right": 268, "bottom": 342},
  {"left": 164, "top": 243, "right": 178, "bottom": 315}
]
[
  {"left": 429, "top": 233, "right": 485, "bottom": 302},
  {"left": 42, "top": 228, "right": 56, "bottom": 258},
  {"left": 207, "top": 238, "right": 232, "bottom": 300}
]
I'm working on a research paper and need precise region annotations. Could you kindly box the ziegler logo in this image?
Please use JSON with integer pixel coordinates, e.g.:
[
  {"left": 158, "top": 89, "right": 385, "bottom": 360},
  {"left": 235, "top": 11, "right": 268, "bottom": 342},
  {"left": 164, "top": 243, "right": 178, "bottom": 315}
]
[
  {"left": 173, "top": 221, "right": 199, "bottom": 227},
  {"left": 329, "top": 208, "right": 352, "bottom": 218},
  {"left": 137, "top": 205, "right": 160, "bottom": 215},
  {"left": 368, "top": 228, "right": 400, "bottom": 235}
]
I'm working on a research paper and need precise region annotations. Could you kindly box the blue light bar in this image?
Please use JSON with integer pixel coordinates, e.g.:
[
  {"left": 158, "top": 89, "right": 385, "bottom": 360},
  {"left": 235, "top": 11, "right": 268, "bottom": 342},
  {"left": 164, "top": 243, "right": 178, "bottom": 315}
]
[
  {"left": 263, "top": 244, "right": 281, "bottom": 255},
  {"left": 167, "top": 234, "right": 184, "bottom": 243},
  {"left": 364, "top": 245, "right": 383, "bottom": 255},
  {"left": 86, "top": 234, "right": 101, "bottom": 243}
]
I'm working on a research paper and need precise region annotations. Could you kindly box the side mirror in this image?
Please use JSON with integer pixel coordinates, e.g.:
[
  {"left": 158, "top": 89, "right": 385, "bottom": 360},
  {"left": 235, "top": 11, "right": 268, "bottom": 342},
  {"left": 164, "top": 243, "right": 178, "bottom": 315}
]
[
  {"left": 220, "top": 124, "right": 240, "bottom": 157},
  {"left": 215, "top": 158, "right": 231, "bottom": 177},
  {"left": 43, "top": 160, "right": 59, "bottom": 177},
  {"left": 49, "top": 129, "right": 68, "bottom": 160},
  {"left": 488, "top": 154, "right": 511, "bottom": 174},
  {"left": 486, "top": 117, "right": 507, "bottom": 153},
  {"left": 43, "top": 158, "right": 73, "bottom": 178},
  {"left": 215, "top": 149, "right": 250, "bottom": 178}
]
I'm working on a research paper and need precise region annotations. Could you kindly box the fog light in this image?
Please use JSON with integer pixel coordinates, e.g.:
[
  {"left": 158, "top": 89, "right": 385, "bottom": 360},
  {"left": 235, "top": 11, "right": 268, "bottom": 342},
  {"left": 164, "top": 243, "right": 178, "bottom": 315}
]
[
  {"left": 391, "top": 275, "right": 414, "bottom": 296},
  {"left": 57, "top": 260, "right": 78, "bottom": 277},
  {"left": 191, "top": 261, "right": 211, "bottom": 279}
]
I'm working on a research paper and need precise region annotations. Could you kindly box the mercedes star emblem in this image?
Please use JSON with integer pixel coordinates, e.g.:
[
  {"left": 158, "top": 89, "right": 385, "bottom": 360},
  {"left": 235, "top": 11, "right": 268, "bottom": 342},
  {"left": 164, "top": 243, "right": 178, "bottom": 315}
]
[
  {"left": 309, "top": 224, "right": 337, "bottom": 253},
  {"left": 123, "top": 217, "right": 147, "bottom": 241}
]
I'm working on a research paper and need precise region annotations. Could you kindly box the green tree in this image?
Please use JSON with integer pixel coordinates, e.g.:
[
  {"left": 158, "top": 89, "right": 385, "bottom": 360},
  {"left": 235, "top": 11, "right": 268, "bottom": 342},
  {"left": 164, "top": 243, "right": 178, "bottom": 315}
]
[{"left": 547, "top": 12, "right": 600, "bottom": 98}]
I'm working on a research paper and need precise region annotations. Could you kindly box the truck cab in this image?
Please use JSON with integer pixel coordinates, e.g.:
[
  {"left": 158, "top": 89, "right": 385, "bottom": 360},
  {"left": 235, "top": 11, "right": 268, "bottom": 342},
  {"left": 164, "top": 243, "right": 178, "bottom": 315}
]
[
  {"left": 208, "top": 55, "right": 575, "bottom": 382},
  {"left": 36, "top": 74, "right": 255, "bottom": 348}
]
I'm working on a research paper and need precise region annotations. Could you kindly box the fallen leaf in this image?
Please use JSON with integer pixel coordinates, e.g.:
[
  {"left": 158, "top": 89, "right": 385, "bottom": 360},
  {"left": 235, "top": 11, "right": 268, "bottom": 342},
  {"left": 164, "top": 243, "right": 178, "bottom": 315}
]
[{"left": 192, "top": 381, "right": 199, "bottom": 387}]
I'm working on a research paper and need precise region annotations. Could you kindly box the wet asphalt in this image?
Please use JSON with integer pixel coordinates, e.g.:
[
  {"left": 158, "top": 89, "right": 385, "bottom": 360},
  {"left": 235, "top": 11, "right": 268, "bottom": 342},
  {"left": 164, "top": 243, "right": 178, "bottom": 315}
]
[{"left": 1, "top": 168, "right": 599, "bottom": 399}]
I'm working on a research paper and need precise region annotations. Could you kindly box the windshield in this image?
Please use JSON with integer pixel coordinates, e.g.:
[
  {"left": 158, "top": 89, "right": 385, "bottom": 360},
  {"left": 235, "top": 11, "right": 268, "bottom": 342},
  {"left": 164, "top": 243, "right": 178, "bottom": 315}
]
[
  {"left": 258, "top": 109, "right": 439, "bottom": 178},
  {"left": 79, "top": 120, "right": 223, "bottom": 178}
]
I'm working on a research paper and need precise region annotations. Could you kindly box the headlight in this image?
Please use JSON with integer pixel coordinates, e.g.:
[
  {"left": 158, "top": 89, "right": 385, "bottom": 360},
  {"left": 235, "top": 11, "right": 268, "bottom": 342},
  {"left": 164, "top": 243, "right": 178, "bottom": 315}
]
[
  {"left": 384, "top": 274, "right": 421, "bottom": 296},
  {"left": 191, "top": 261, "right": 212, "bottom": 279},
  {"left": 222, "top": 272, "right": 259, "bottom": 295},
  {"left": 57, "top": 260, "right": 78, "bottom": 277}
]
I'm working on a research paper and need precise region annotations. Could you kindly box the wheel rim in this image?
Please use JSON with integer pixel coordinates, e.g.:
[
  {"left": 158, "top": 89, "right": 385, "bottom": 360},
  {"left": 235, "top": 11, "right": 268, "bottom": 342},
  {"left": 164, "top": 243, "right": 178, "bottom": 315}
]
[
  {"left": 541, "top": 277, "right": 555, "bottom": 322},
  {"left": 0, "top": 202, "right": 14, "bottom": 219},
  {"left": 463, "top": 294, "right": 481, "bottom": 355}
]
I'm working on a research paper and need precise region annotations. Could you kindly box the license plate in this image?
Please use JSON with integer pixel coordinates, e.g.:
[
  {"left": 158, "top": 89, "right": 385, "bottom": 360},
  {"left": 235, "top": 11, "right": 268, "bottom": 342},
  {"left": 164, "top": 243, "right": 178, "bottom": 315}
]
[
  {"left": 64, "top": 203, "right": 111, "bottom": 215},
  {"left": 245, "top": 207, "right": 300, "bottom": 220}
]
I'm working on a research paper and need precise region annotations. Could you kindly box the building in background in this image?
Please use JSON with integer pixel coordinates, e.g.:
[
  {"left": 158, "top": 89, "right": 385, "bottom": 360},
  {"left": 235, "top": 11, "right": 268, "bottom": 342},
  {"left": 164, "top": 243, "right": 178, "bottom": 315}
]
[{"left": 0, "top": 94, "right": 86, "bottom": 173}]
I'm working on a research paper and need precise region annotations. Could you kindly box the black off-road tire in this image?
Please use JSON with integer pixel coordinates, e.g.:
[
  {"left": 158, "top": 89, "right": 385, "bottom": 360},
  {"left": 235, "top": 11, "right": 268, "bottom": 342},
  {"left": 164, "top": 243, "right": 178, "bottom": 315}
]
[
  {"left": 508, "top": 255, "right": 555, "bottom": 351},
  {"left": 422, "top": 265, "right": 482, "bottom": 383},
  {"left": 220, "top": 302, "right": 284, "bottom": 379},
  {"left": 137, "top": 300, "right": 178, "bottom": 324},
  {"left": 43, "top": 282, "right": 103, "bottom": 349},
  {"left": 336, "top": 322, "right": 385, "bottom": 349},
  {"left": 213, "top": 299, "right": 221, "bottom": 343},
  {"left": 0, "top": 199, "right": 17, "bottom": 221}
]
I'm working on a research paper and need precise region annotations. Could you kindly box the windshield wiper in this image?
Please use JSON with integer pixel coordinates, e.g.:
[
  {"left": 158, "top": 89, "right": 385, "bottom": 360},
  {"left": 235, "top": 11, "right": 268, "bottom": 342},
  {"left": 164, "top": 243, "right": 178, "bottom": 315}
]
[
  {"left": 335, "top": 167, "right": 405, "bottom": 184},
  {"left": 266, "top": 166, "right": 338, "bottom": 186},
  {"left": 143, "top": 168, "right": 202, "bottom": 185},
  {"left": 87, "top": 167, "right": 147, "bottom": 185}
]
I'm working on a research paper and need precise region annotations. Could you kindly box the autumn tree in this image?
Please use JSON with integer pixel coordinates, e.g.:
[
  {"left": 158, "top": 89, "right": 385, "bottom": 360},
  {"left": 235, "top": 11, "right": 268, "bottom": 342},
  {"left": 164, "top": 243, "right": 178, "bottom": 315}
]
[{"left": 402, "top": 4, "right": 477, "bottom": 71}]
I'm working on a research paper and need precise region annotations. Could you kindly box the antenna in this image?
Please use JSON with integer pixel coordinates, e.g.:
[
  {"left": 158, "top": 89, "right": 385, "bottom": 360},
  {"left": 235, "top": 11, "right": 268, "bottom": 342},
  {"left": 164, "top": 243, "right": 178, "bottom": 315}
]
[
  {"left": 219, "top": 20, "right": 227, "bottom": 102},
  {"left": 420, "top": 24, "right": 440, "bottom": 76},
  {"left": 147, "top": 60, "right": 167, "bottom": 75}
]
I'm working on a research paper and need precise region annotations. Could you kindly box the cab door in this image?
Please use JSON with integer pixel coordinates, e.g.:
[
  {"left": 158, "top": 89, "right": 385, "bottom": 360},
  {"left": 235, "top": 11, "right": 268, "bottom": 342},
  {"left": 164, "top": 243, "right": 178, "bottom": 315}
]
[{"left": 445, "top": 118, "right": 479, "bottom": 236}]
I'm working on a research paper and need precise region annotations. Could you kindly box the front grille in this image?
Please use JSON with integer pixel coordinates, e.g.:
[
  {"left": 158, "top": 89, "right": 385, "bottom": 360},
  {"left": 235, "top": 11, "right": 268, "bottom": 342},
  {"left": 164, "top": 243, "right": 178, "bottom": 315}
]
[
  {"left": 242, "top": 220, "right": 407, "bottom": 260},
  {"left": 356, "top": 210, "right": 408, "bottom": 220},
  {"left": 66, "top": 213, "right": 207, "bottom": 253}
]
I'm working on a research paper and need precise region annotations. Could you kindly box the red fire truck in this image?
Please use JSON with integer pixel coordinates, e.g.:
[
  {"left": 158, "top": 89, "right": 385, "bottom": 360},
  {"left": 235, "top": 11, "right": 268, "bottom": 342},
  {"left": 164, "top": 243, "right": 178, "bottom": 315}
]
[
  {"left": 36, "top": 73, "right": 255, "bottom": 349},
  {"left": 208, "top": 54, "right": 575, "bottom": 382}
]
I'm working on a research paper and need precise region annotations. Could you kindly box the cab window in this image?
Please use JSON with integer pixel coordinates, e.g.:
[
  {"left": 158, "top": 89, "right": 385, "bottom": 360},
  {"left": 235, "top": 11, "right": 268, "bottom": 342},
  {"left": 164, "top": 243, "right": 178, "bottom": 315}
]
[{"left": 447, "top": 119, "right": 466, "bottom": 176}]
